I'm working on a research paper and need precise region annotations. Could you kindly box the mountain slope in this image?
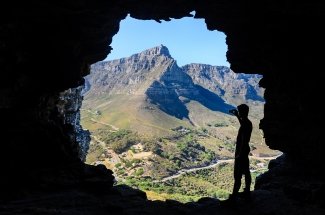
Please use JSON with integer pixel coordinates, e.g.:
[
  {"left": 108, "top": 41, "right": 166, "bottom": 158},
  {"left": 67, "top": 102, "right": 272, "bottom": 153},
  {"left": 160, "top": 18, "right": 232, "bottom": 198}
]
[
  {"left": 183, "top": 63, "right": 264, "bottom": 118},
  {"left": 82, "top": 45, "right": 191, "bottom": 135},
  {"left": 183, "top": 64, "right": 264, "bottom": 104},
  {"left": 82, "top": 45, "right": 264, "bottom": 134}
]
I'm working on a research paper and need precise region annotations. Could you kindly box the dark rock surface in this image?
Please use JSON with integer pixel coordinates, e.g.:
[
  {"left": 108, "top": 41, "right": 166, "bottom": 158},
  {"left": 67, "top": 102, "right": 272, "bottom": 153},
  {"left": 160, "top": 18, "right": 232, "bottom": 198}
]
[
  {"left": 59, "top": 86, "right": 90, "bottom": 162},
  {"left": 0, "top": 184, "right": 323, "bottom": 215}
]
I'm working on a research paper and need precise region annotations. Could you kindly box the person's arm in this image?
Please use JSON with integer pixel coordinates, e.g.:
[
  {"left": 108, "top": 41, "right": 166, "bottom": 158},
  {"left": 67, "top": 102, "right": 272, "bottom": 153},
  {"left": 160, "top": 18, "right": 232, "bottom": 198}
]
[{"left": 231, "top": 109, "right": 243, "bottom": 125}]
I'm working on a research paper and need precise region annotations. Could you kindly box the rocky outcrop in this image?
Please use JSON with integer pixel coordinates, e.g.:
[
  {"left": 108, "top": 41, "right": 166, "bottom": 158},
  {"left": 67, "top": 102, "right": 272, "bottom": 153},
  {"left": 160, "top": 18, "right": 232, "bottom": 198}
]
[
  {"left": 183, "top": 64, "right": 264, "bottom": 106},
  {"left": 145, "top": 59, "right": 199, "bottom": 119},
  {"left": 84, "top": 45, "right": 173, "bottom": 96},
  {"left": 58, "top": 86, "right": 90, "bottom": 162}
]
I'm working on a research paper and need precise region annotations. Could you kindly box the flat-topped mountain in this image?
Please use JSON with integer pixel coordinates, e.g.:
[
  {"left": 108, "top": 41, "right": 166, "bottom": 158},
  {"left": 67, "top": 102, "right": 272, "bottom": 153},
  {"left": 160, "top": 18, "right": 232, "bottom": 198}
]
[{"left": 83, "top": 45, "right": 263, "bottom": 121}]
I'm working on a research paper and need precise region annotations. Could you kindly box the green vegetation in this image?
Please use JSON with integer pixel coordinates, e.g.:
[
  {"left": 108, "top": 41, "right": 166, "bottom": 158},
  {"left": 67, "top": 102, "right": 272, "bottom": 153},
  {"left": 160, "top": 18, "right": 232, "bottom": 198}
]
[
  {"left": 213, "top": 122, "right": 228, "bottom": 127},
  {"left": 152, "top": 127, "right": 218, "bottom": 175},
  {"left": 134, "top": 168, "right": 144, "bottom": 176},
  {"left": 120, "top": 160, "right": 269, "bottom": 203},
  {"left": 95, "top": 129, "right": 140, "bottom": 153},
  {"left": 85, "top": 122, "right": 275, "bottom": 202},
  {"left": 85, "top": 122, "right": 276, "bottom": 203},
  {"left": 82, "top": 95, "right": 278, "bottom": 203}
]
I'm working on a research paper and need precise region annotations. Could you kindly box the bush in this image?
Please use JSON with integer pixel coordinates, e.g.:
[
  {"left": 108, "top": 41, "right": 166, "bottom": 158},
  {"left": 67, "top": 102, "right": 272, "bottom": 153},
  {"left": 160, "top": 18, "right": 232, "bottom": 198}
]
[
  {"left": 96, "top": 129, "right": 141, "bottom": 153},
  {"left": 214, "top": 189, "right": 230, "bottom": 199},
  {"left": 130, "top": 146, "right": 136, "bottom": 153},
  {"left": 124, "top": 160, "right": 133, "bottom": 168},
  {"left": 117, "top": 169, "right": 125, "bottom": 175},
  {"left": 214, "top": 122, "right": 227, "bottom": 127},
  {"left": 176, "top": 142, "right": 187, "bottom": 151},
  {"left": 143, "top": 139, "right": 159, "bottom": 152},
  {"left": 201, "top": 128, "right": 208, "bottom": 133},
  {"left": 135, "top": 168, "right": 144, "bottom": 176},
  {"left": 166, "top": 187, "right": 174, "bottom": 194},
  {"left": 111, "top": 134, "right": 139, "bottom": 153}
]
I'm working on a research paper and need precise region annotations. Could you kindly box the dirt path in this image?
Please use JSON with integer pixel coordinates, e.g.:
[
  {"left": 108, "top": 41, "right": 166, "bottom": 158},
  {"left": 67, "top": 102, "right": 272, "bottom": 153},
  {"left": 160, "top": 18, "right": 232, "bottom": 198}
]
[
  {"left": 90, "top": 118, "right": 119, "bottom": 131},
  {"left": 153, "top": 159, "right": 233, "bottom": 183},
  {"left": 91, "top": 135, "right": 106, "bottom": 146},
  {"left": 91, "top": 135, "right": 121, "bottom": 165},
  {"left": 154, "top": 154, "right": 282, "bottom": 183}
]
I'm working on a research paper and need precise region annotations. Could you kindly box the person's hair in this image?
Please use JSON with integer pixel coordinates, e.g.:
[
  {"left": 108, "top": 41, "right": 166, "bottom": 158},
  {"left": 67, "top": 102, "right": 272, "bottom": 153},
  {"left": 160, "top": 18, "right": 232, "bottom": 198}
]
[{"left": 237, "top": 104, "right": 249, "bottom": 117}]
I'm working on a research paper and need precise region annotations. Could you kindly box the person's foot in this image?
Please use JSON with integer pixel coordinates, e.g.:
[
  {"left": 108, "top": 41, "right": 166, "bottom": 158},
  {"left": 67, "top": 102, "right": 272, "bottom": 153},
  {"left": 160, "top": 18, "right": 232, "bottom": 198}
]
[
  {"left": 227, "top": 193, "right": 238, "bottom": 201},
  {"left": 239, "top": 190, "right": 251, "bottom": 199},
  {"left": 220, "top": 194, "right": 237, "bottom": 207}
]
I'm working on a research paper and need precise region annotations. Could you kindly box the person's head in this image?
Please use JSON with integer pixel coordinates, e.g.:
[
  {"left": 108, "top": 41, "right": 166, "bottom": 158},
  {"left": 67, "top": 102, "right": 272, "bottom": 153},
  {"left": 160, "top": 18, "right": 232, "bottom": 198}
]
[{"left": 237, "top": 104, "right": 249, "bottom": 118}]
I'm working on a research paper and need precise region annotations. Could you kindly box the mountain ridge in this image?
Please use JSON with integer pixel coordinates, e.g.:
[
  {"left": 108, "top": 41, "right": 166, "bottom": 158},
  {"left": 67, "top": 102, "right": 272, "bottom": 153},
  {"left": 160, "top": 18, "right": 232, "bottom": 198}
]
[{"left": 83, "top": 45, "right": 263, "bottom": 120}]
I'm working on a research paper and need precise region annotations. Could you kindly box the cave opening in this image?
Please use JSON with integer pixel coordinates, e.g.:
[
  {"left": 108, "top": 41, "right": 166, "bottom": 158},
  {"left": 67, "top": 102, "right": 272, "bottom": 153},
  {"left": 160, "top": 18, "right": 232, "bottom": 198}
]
[
  {"left": 2, "top": 1, "right": 324, "bottom": 214},
  {"left": 74, "top": 13, "right": 279, "bottom": 202}
]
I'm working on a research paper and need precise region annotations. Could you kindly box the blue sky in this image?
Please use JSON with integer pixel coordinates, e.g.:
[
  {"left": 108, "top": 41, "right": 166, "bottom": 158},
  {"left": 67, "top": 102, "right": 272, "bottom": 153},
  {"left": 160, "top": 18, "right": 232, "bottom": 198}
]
[{"left": 105, "top": 14, "right": 229, "bottom": 67}]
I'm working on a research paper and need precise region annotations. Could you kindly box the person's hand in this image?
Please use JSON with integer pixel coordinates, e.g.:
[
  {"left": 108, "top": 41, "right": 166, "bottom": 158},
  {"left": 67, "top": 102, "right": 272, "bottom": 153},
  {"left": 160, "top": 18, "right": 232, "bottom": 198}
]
[{"left": 229, "top": 109, "right": 238, "bottom": 115}]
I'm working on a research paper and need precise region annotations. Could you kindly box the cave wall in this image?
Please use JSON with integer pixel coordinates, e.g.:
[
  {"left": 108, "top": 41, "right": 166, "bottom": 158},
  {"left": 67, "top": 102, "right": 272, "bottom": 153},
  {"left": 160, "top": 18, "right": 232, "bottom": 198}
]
[
  {"left": 1, "top": 0, "right": 324, "bottom": 194},
  {"left": 1, "top": 0, "right": 127, "bottom": 187}
]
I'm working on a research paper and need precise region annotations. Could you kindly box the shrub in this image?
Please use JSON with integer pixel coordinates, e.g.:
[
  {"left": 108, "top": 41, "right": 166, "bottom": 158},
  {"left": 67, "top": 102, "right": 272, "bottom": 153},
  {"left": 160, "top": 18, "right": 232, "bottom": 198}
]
[
  {"left": 117, "top": 169, "right": 125, "bottom": 175},
  {"left": 214, "top": 189, "right": 229, "bottom": 199},
  {"left": 135, "top": 168, "right": 144, "bottom": 176},
  {"left": 214, "top": 122, "right": 227, "bottom": 127},
  {"left": 166, "top": 187, "right": 174, "bottom": 194}
]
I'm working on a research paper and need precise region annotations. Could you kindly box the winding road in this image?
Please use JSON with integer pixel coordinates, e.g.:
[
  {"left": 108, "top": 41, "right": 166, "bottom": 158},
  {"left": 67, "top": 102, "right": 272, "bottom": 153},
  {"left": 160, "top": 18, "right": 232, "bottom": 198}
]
[{"left": 153, "top": 154, "right": 282, "bottom": 183}]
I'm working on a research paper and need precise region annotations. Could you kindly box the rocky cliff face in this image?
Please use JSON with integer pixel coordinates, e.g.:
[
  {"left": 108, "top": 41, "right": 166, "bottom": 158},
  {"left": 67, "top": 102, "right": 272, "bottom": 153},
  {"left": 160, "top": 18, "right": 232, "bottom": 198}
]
[
  {"left": 84, "top": 45, "right": 263, "bottom": 119},
  {"left": 84, "top": 45, "right": 173, "bottom": 96},
  {"left": 58, "top": 86, "right": 90, "bottom": 162},
  {"left": 183, "top": 64, "right": 264, "bottom": 106}
]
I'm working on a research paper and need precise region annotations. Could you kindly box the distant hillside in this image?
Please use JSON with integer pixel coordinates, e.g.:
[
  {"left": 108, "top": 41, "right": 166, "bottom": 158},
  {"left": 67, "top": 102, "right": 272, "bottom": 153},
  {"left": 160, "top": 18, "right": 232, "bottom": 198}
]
[
  {"left": 183, "top": 64, "right": 264, "bottom": 106},
  {"left": 82, "top": 45, "right": 264, "bottom": 131}
]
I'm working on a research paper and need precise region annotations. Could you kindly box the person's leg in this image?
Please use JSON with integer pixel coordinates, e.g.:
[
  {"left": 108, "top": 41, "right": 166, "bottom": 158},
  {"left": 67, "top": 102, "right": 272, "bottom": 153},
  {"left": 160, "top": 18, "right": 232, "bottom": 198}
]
[
  {"left": 244, "top": 171, "right": 251, "bottom": 192},
  {"left": 243, "top": 157, "right": 251, "bottom": 193},
  {"left": 233, "top": 174, "right": 242, "bottom": 195},
  {"left": 231, "top": 159, "right": 242, "bottom": 196}
]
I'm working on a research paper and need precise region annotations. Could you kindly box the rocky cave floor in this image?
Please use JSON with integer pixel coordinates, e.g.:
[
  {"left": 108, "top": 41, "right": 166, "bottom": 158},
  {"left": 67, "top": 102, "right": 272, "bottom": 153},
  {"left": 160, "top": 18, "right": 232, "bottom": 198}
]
[{"left": 1, "top": 180, "right": 324, "bottom": 215}]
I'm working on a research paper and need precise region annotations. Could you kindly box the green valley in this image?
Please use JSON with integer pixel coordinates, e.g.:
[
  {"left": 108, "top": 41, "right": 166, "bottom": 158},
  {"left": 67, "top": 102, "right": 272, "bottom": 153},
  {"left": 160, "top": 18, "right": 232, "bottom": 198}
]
[{"left": 81, "top": 45, "right": 279, "bottom": 202}]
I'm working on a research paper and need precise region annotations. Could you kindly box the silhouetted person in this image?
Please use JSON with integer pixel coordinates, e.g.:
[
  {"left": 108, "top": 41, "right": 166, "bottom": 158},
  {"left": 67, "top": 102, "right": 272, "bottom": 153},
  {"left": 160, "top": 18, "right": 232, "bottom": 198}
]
[{"left": 229, "top": 104, "right": 252, "bottom": 200}]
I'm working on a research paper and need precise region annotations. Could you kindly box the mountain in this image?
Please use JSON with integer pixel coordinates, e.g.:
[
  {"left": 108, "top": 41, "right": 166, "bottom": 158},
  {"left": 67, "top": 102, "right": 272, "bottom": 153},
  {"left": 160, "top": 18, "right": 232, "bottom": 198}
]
[
  {"left": 82, "top": 45, "right": 264, "bottom": 127},
  {"left": 183, "top": 64, "right": 264, "bottom": 105},
  {"left": 80, "top": 45, "right": 278, "bottom": 202},
  {"left": 83, "top": 45, "right": 173, "bottom": 97}
]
